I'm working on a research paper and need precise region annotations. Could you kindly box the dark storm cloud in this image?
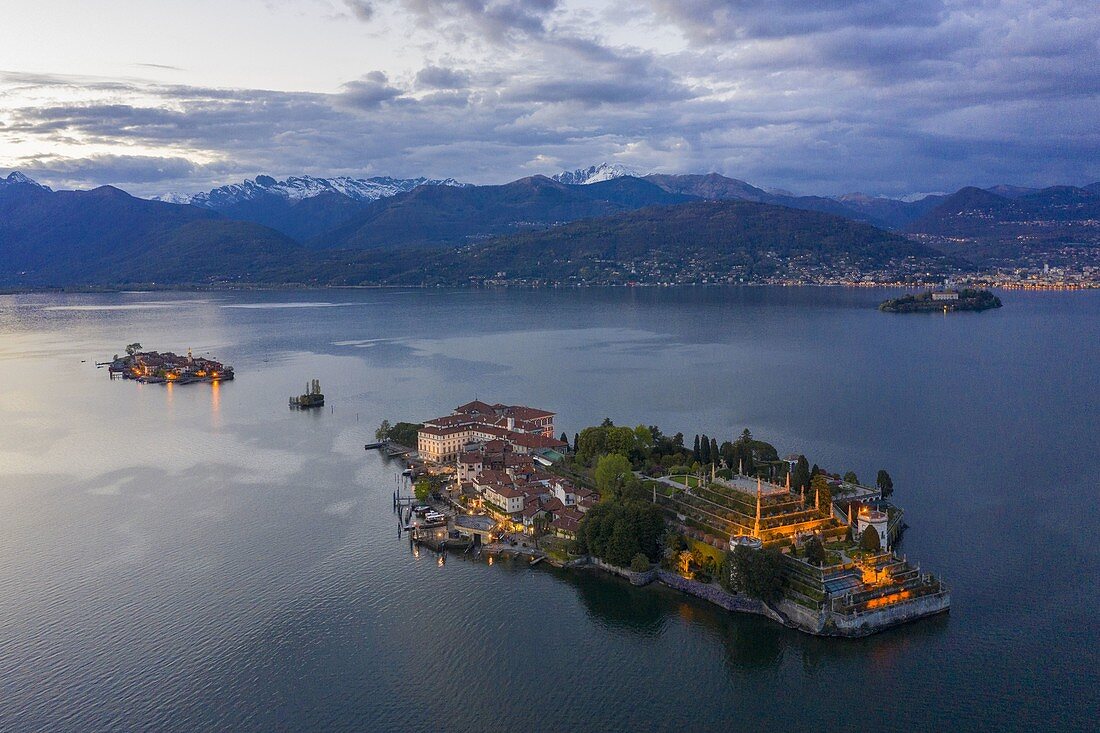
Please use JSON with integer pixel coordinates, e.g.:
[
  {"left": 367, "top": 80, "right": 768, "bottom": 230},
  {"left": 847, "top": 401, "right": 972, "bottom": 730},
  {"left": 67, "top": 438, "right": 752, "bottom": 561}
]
[
  {"left": 339, "top": 71, "right": 404, "bottom": 108},
  {"left": 506, "top": 76, "right": 691, "bottom": 106},
  {"left": 344, "top": 0, "right": 375, "bottom": 21},
  {"left": 415, "top": 65, "right": 471, "bottom": 90},
  {"left": 17, "top": 154, "right": 200, "bottom": 188},
  {"left": 649, "top": 0, "right": 949, "bottom": 42},
  {"left": 3, "top": 1, "right": 1098, "bottom": 196},
  {"left": 396, "top": 0, "right": 560, "bottom": 40}
]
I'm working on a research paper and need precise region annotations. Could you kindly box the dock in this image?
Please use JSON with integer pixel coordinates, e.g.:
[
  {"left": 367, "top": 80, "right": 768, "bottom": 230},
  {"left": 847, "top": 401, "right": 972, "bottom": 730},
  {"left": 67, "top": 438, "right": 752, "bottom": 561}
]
[{"left": 365, "top": 440, "right": 414, "bottom": 457}]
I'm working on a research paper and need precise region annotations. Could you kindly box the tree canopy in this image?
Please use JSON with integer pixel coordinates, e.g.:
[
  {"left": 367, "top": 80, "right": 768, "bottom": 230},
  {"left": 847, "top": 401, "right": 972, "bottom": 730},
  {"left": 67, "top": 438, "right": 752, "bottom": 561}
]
[
  {"left": 730, "top": 546, "right": 785, "bottom": 602},
  {"left": 377, "top": 421, "right": 421, "bottom": 448},
  {"left": 877, "top": 469, "right": 894, "bottom": 499},
  {"left": 792, "top": 455, "right": 810, "bottom": 493},
  {"left": 860, "top": 525, "right": 882, "bottom": 551},
  {"left": 594, "top": 453, "right": 641, "bottom": 502},
  {"left": 803, "top": 535, "right": 826, "bottom": 566},
  {"left": 574, "top": 501, "right": 665, "bottom": 567}
]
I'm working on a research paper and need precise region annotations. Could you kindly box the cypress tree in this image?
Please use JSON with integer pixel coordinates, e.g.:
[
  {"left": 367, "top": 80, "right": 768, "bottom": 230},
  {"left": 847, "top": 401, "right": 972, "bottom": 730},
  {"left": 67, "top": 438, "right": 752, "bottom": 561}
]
[
  {"left": 573, "top": 433, "right": 580, "bottom": 452},
  {"left": 693, "top": 434, "right": 701, "bottom": 462},
  {"left": 700, "top": 433, "right": 711, "bottom": 464},
  {"left": 710, "top": 438, "right": 719, "bottom": 465},
  {"left": 793, "top": 455, "right": 811, "bottom": 492}
]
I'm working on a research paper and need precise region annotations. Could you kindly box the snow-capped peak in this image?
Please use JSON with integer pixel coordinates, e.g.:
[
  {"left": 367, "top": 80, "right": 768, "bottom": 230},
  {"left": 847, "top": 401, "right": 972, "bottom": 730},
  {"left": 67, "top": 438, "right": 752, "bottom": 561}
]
[
  {"left": 553, "top": 163, "right": 639, "bottom": 185},
  {"left": 1, "top": 171, "right": 51, "bottom": 191},
  {"left": 151, "top": 174, "right": 468, "bottom": 207}
]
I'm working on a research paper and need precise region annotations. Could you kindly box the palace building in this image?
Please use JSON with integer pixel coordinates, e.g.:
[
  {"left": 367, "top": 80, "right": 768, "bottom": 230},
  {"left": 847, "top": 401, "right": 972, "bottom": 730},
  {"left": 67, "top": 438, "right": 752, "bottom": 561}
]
[{"left": 417, "top": 400, "right": 564, "bottom": 463}]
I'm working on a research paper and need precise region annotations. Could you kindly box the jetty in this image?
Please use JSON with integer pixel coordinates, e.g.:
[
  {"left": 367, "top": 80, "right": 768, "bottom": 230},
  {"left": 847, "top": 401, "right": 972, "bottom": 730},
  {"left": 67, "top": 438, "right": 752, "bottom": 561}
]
[{"left": 366, "top": 440, "right": 414, "bottom": 457}]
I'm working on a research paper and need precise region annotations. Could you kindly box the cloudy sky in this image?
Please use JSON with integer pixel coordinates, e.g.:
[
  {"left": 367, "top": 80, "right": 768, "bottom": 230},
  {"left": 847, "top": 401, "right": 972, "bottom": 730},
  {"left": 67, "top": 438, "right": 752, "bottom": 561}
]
[{"left": 1, "top": 0, "right": 1097, "bottom": 197}]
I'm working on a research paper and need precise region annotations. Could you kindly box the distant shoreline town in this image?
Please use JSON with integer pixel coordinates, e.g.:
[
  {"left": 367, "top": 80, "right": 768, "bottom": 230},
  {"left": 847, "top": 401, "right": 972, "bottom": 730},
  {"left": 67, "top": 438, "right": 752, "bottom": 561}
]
[
  {"left": 2, "top": 169, "right": 1098, "bottom": 291},
  {"left": 378, "top": 400, "right": 949, "bottom": 638}
]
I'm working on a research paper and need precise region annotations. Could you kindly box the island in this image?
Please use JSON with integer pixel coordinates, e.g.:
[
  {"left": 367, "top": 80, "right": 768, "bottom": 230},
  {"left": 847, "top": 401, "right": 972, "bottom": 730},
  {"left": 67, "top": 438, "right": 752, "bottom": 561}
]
[
  {"left": 380, "top": 400, "right": 950, "bottom": 638},
  {"left": 879, "top": 287, "right": 1002, "bottom": 313},
  {"left": 290, "top": 379, "right": 325, "bottom": 409},
  {"left": 106, "top": 343, "right": 234, "bottom": 384}
]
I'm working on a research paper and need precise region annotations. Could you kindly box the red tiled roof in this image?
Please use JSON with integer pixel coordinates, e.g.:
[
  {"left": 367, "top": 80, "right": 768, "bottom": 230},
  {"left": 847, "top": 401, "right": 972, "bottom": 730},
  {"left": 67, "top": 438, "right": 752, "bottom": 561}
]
[
  {"left": 455, "top": 400, "right": 497, "bottom": 415},
  {"left": 489, "top": 484, "right": 524, "bottom": 499},
  {"left": 551, "top": 513, "right": 581, "bottom": 532},
  {"left": 542, "top": 497, "right": 565, "bottom": 513},
  {"left": 506, "top": 405, "right": 555, "bottom": 420},
  {"left": 508, "top": 433, "right": 568, "bottom": 450}
]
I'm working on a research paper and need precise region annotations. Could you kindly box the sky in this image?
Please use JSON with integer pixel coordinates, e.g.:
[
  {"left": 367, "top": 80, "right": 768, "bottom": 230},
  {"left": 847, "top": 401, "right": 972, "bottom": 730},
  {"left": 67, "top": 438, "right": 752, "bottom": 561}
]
[{"left": 1, "top": 0, "right": 1097, "bottom": 197}]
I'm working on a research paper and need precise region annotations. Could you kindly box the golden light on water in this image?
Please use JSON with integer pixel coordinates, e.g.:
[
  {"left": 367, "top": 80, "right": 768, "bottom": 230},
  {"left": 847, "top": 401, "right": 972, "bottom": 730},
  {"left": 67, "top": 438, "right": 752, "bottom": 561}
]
[{"left": 210, "top": 380, "right": 221, "bottom": 428}]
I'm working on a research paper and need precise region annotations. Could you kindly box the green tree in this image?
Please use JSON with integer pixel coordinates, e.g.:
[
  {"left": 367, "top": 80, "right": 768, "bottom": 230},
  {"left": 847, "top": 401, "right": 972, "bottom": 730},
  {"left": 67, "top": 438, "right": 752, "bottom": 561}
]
[
  {"left": 375, "top": 419, "right": 392, "bottom": 442},
  {"left": 560, "top": 431, "right": 569, "bottom": 447},
  {"left": 732, "top": 546, "right": 785, "bottom": 602},
  {"left": 860, "top": 525, "right": 882, "bottom": 551},
  {"left": 792, "top": 455, "right": 810, "bottom": 493},
  {"left": 812, "top": 473, "right": 832, "bottom": 515},
  {"left": 386, "top": 422, "right": 422, "bottom": 448},
  {"left": 605, "top": 522, "right": 639, "bottom": 567},
  {"left": 693, "top": 434, "right": 701, "bottom": 462},
  {"left": 803, "top": 535, "right": 826, "bottom": 566},
  {"left": 575, "top": 500, "right": 665, "bottom": 566},
  {"left": 630, "top": 553, "right": 652, "bottom": 572},
  {"left": 876, "top": 469, "right": 894, "bottom": 499},
  {"left": 125, "top": 342, "right": 142, "bottom": 356},
  {"left": 843, "top": 471, "right": 859, "bottom": 485},
  {"left": 710, "top": 438, "right": 720, "bottom": 466},
  {"left": 594, "top": 453, "right": 635, "bottom": 500},
  {"left": 700, "top": 433, "right": 711, "bottom": 464},
  {"left": 573, "top": 433, "right": 579, "bottom": 452},
  {"left": 720, "top": 441, "right": 735, "bottom": 468},
  {"left": 413, "top": 479, "right": 431, "bottom": 502}
]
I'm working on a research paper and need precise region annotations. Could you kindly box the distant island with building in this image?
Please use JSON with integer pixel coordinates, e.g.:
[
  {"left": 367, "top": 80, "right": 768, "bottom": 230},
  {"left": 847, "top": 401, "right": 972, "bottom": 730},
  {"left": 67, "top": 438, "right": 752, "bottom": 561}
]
[
  {"left": 879, "top": 287, "right": 1003, "bottom": 313},
  {"left": 378, "top": 399, "right": 950, "bottom": 638},
  {"left": 106, "top": 343, "right": 234, "bottom": 384}
]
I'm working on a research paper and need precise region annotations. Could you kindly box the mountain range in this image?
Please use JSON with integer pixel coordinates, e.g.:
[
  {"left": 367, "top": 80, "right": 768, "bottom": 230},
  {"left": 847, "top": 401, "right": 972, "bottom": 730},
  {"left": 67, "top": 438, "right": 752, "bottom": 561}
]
[{"left": 1, "top": 167, "right": 1097, "bottom": 287}]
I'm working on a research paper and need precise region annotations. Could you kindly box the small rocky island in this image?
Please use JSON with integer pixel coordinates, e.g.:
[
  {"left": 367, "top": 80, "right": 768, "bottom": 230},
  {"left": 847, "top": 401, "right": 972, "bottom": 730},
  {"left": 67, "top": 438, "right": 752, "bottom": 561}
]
[
  {"left": 879, "top": 288, "right": 1002, "bottom": 313},
  {"left": 106, "top": 343, "right": 234, "bottom": 384},
  {"left": 290, "top": 379, "right": 325, "bottom": 409}
]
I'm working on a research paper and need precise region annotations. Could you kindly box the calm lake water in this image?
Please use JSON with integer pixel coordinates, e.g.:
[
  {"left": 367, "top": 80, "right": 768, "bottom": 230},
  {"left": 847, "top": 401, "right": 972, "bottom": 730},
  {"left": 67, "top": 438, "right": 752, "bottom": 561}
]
[{"left": 0, "top": 287, "right": 1096, "bottom": 732}]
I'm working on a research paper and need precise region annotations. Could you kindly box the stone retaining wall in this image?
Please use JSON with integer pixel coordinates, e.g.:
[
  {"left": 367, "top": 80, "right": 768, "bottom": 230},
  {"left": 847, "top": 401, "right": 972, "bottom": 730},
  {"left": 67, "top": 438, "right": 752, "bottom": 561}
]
[
  {"left": 587, "top": 557, "right": 657, "bottom": 586},
  {"left": 655, "top": 570, "right": 785, "bottom": 623},
  {"left": 830, "top": 591, "right": 951, "bottom": 636},
  {"left": 548, "top": 556, "right": 949, "bottom": 637}
]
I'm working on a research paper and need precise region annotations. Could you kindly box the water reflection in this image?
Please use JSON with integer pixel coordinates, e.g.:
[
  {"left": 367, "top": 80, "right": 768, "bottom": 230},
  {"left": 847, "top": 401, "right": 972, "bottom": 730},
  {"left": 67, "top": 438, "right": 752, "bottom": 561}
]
[
  {"left": 718, "top": 615, "right": 784, "bottom": 671},
  {"left": 0, "top": 287, "right": 1095, "bottom": 733},
  {"left": 210, "top": 380, "right": 221, "bottom": 429}
]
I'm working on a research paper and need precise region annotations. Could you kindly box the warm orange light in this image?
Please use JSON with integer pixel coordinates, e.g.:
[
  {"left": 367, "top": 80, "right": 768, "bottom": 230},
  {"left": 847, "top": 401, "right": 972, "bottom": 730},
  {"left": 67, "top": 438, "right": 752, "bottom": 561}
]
[{"left": 864, "top": 590, "right": 912, "bottom": 609}]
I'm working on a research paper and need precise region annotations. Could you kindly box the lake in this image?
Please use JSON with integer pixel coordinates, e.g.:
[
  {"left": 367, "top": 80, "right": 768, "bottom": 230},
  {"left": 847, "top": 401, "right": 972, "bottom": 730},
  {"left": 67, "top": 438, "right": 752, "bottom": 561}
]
[{"left": 0, "top": 287, "right": 1096, "bottom": 731}]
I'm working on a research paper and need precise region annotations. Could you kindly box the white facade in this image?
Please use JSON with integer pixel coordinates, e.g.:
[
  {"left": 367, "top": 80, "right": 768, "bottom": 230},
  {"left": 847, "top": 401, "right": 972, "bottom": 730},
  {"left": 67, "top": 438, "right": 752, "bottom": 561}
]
[{"left": 857, "top": 509, "right": 889, "bottom": 550}]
